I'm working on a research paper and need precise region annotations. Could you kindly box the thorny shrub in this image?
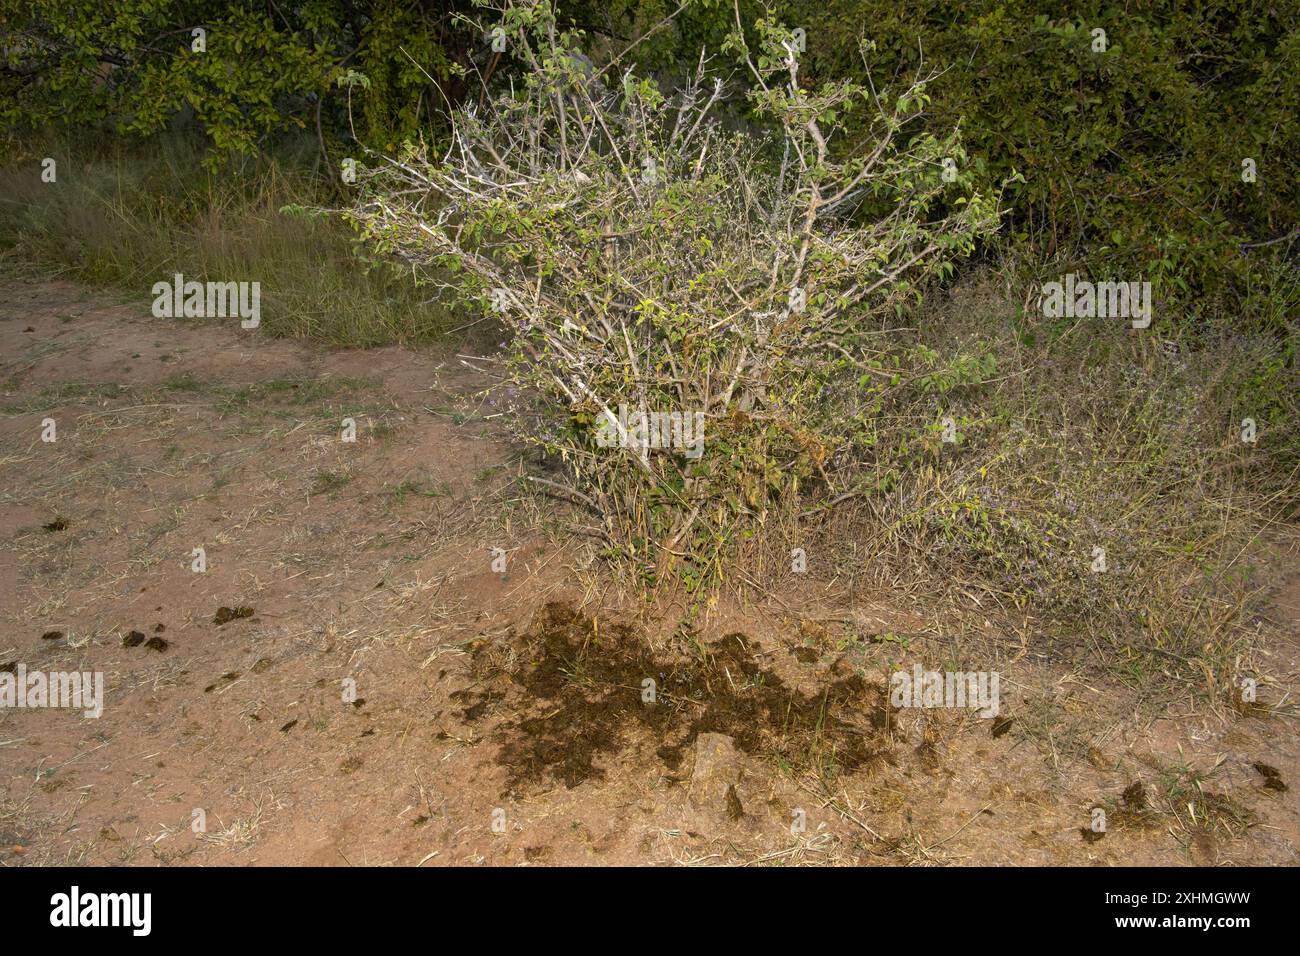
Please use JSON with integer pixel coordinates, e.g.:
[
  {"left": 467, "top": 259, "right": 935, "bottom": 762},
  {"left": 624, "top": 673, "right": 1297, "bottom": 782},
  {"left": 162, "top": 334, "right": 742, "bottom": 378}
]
[{"left": 348, "top": 0, "right": 1002, "bottom": 591}]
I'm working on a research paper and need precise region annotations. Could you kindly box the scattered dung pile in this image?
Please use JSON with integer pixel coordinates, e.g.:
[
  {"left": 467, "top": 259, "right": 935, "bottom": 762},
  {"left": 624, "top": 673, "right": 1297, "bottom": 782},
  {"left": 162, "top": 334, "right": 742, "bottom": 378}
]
[{"left": 457, "top": 601, "right": 893, "bottom": 795}]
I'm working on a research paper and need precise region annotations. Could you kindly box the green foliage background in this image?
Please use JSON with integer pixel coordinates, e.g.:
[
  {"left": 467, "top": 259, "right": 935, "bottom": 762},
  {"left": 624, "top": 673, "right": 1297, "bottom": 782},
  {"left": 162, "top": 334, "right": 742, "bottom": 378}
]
[
  {"left": 784, "top": 0, "right": 1299, "bottom": 313},
  {"left": 1, "top": 1, "right": 468, "bottom": 164},
  {"left": 3, "top": 0, "right": 1297, "bottom": 304}
]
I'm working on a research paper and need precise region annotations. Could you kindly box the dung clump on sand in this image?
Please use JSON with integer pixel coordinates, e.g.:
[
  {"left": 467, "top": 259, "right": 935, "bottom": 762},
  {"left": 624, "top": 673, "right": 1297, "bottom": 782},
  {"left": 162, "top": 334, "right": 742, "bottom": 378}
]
[
  {"left": 214, "top": 606, "right": 254, "bottom": 626},
  {"left": 459, "top": 600, "right": 892, "bottom": 796}
]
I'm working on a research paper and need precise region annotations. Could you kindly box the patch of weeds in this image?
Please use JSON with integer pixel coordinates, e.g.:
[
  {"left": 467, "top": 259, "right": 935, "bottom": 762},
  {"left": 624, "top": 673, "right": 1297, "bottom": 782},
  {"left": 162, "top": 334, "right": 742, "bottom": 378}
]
[
  {"left": 217, "top": 375, "right": 373, "bottom": 412},
  {"left": 1011, "top": 690, "right": 1091, "bottom": 762},
  {"left": 1152, "top": 762, "right": 1255, "bottom": 844},
  {"left": 385, "top": 477, "right": 449, "bottom": 505},
  {"left": 3, "top": 381, "right": 122, "bottom": 413},
  {"left": 161, "top": 371, "right": 203, "bottom": 391},
  {"left": 310, "top": 471, "right": 352, "bottom": 496}
]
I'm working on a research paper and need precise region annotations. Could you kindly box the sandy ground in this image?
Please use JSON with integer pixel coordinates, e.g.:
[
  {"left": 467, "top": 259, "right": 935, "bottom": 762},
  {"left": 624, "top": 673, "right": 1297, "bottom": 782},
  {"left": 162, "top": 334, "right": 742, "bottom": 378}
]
[{"left": 1, "top": 277, "right": 1296, "bottom": 866}]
